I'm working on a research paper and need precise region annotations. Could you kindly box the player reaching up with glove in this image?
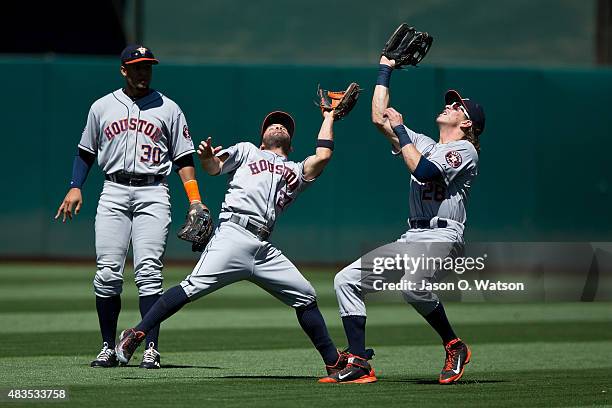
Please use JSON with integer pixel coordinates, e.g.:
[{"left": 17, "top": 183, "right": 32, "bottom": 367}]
[
  {"left": 321, "top": 24, "right": 485, "bottom": 384},
  {"left": 115, "top": 84, "right": 361, "bottom": 378}
]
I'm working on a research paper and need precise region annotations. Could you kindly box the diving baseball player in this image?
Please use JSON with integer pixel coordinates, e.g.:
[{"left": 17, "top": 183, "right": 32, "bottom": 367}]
[
  {"left": 319, "top": 55, "right": 486, "bottom": 384},
  {"left": 55, "top": 45, "right": 207, "bottom": 369},
  {"left": 114, "top": 105, "right": 357, "bottom": 376}
]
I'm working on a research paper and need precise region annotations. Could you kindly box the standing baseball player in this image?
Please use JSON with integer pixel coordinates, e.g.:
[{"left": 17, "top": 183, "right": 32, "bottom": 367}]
[
  {"left": 320, "top": 45, "right": 485, "bottom": 383},
  {"left": 55, "top": 45, "right": 208, "bottom": 369},
  {"left": 114, "top": 87, "right": 360, "bottom": 376}
]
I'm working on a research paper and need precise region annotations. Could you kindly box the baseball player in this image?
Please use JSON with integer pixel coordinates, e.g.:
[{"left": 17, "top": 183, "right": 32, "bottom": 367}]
[
  {"left": 319, "top": 55, "right": 485, "bottom": 384},
  {"left": 55, "top": 45, "right": 207, "bottom": 369},
  {"left": 114, "top": 109, "right": 352, "bottom": 376}
]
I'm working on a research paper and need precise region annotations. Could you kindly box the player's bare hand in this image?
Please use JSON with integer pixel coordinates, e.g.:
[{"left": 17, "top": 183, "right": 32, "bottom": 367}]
[
  {"left": 197, "top": 137, "right": 222, "bottom": 161},
  {"left": 383, "top": 107, "right": 403, "bottom": 127},
  {"left": 55, "top": 188, "right": 83, "bottom": 223},
  {"left": 380, "top": 55, "right": 396, "bottom": 68}
]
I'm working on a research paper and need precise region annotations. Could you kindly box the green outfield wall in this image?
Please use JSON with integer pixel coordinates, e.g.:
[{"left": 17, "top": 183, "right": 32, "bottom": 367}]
[
  {"left": 134, "top": 0, "right": 595, "bottom": 67},
  {"left": 0, "top": 57, "right": 610, "bottom": 263}
]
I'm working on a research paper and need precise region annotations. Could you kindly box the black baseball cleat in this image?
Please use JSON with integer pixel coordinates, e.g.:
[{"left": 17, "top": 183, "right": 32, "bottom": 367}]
[
  {"left": 139, "top": 342, "right": 161, "bottom": 369},
  {"left": 324, "top": 348, "right": 374, "bottom": 376},
  {"left": 439, "top": 338, "right": 471, "bottom": 384},
  {"left": 324, "top": 350, "right": 350, "bottom": 375},
  {"left": 319, "top": 355, "right": 377, "bottom": 383},
  {"left": 90, "top": 342, "right": 119, "bottom": 368},
  {"left": 115, "top": 328, "right": 146, "bottom": 365}
]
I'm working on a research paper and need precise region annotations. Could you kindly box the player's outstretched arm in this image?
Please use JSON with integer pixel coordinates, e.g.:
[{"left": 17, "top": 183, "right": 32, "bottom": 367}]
[
  {"left": 54, "top": 148, "right": 95, "bottom": 223},
  {"left": 372, "top": 56, "right": 401, "bottom": 151},
  {"left": 197, "top": 137, "right": 224, "bottom": 176},
  {"left": 303, "top": 111, "right": 334, "bottom": 181}
]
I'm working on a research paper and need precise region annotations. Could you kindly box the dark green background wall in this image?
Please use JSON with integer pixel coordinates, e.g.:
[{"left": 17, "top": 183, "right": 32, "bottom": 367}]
[
  {"left": 1, "top": 57, "right": 610, "bottom": 262},
  {"left": 130, "top": 0, "right": 596, "bottom": 67}
]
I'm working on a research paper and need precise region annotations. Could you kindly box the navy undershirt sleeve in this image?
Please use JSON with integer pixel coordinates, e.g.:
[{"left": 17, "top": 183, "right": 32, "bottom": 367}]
[
  {"left": 412, "top": 156, "right": 442, "bottom": 182},
  {"left": 173, "top": 153, "right": 195, "bottom": 171},
  {"left": 70, "top": 148, "right": 95, "bottom": 188}
]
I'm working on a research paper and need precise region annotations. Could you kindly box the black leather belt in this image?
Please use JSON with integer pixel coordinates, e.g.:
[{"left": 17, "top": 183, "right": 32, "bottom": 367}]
[
  {"left": 409, "top": 218, "right": 448, "bottom": 229},
  {"left": 105, "top": 172, "right": 164, "bottom": 187},
  {"left": 229, "top": 214, "right": 271, "bottom": 241}
]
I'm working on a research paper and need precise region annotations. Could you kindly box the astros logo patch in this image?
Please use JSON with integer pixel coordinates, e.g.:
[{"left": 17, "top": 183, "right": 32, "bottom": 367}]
[
  {"left": 183, "top": 125, "right": 191, "bottom": 140},
  {"left": 445, "top": 151, "right": 462, "bottom": 168}
]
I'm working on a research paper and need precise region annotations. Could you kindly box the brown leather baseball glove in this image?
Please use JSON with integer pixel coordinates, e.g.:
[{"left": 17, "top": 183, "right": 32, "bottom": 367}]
[{"left": 317, "top": 82, "right": 362, "bottom": 121}]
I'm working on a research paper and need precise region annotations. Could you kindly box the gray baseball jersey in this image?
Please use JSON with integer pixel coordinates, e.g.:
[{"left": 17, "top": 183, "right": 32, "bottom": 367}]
[
  {"left": 401, "top": 126, "right": 478, "bottom": 225},
  {"left": 78, "top": 89, "right": 195, "bottom": 176},
  {"left": 179, "top": 142, "right": 317, "bottom": 307},
  {"left": 334, "top": 127, "right": 479, "bottom": 319},
  {"left": 82, "top": 89, "right": 194, "bottom": 299},
  {"left": 217, "top": 142, "right": 312, "bottom": 230}
]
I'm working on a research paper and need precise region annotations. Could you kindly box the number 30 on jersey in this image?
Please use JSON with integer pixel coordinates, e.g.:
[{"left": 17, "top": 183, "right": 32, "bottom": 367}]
[{"left": 141, "top": 144, "right": 162, "bottom": 164}]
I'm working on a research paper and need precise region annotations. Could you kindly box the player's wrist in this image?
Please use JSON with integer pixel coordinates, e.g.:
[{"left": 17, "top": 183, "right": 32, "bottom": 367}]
[
  {"left": 379, "top": 55, "right": 395, "bottom": 67},
  {"left": 376, "top": 64, "right": 394, "bottom": 88},
  {"left": 392, "top": 124, "right": 412, "bottom": 148},
  {"left": 183, "top": 179, "right": 202, "bottom": 203}
]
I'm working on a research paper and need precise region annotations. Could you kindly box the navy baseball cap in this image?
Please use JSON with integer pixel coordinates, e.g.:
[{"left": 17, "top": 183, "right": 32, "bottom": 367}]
[
  {"left": 445, "top": 90, "right": 485, "bottom": 136},
  {"left": 261, "top": 111, "right": 295, "bottom": 138},
  {"left": 120, "top": 45, "right": 159, "bottom": 65}
]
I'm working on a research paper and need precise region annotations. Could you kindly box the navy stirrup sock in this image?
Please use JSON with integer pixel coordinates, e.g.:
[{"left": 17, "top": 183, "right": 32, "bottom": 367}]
[
  {"left": 341, "top": 315, "right": 367, "bottom": 358},
  {"left": 139, "top": 294, "right": 162, "bottom": 350},
  {"left": 136, "top": 286, "right": 190, "bottom": 334},
  {"left": 95, "top": 295, "right": 121, "bottom": 348},
  {"left": 296, "top": 302, "right": 339, "bottom": 366},
  {"left": 424, "top": 302, "right": 457, "bottom": 345}
]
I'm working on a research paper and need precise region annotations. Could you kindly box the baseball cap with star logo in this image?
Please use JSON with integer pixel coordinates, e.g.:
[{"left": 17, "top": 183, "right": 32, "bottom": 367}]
[
  {"left": 445, "top": 89, "right": 485, "bottom": 136},
  {"left": 120, "top": 45, "right": 159, "bottom": 65}
]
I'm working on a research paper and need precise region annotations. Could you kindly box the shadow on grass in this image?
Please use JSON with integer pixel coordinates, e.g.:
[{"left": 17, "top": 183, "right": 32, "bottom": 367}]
[
  {"left": 163, "top": 364, "right": 223, "bottom": 369},
  {"left": 220, "top": 375, "right": 319, "bottom": 380},
  {"left": 207, "top": 376, "right": 505, "bottom": 384},
  {"left": 122, "top": 376, "right": 214, "bottom": 380},
  {"left": 114, "top": 364, "right": 223, "bottom": 369},
  {"left": 389, "top": 378, "right": 506, "bottom": 385}
]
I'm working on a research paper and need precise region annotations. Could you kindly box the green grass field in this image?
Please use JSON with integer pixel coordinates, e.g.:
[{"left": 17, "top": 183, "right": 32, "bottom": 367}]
[{"left": 0, "top": 263, "right": 610, "bottom": 407}]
